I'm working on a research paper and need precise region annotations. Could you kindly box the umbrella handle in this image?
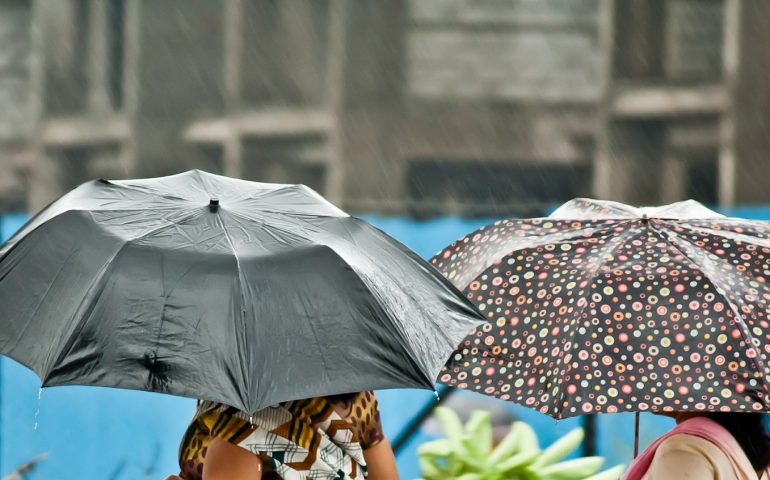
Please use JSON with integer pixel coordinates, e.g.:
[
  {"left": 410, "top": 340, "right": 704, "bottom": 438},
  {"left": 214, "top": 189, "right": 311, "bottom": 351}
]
[{"left": 633, "top": 411, "right": 640, "bottom": 458}]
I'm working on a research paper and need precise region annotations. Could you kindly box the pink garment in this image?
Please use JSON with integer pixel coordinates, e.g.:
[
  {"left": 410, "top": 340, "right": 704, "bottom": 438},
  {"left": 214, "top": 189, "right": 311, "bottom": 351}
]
[{"left": 622, "top": 416, "right": 758, "bottom": 480}]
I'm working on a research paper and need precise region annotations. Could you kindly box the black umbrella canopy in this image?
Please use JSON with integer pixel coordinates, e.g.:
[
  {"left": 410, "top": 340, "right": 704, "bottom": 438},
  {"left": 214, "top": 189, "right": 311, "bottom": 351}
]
[
  {"left": 432, "top": 199, "right": 770, "bottom": 418},
  {"left": 0, "top": 170, "right": 483, "bottom": 413}
]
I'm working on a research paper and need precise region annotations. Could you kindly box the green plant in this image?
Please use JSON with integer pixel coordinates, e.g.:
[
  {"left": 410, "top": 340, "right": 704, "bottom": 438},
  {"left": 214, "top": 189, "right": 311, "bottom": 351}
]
[{"left": 417, "top": 407, "right": 624, "bottom": 480}]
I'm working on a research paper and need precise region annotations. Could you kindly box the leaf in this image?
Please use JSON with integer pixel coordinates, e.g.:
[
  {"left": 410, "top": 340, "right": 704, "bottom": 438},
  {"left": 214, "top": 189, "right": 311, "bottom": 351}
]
[
  {"left": 418, "top": 439, "right": 454, "bottom": 458},
  {"left": 419, "top": 455, "right": 446, "bottom": 480},
  {"left": 434, "top": 407, "right": 464, "bottom": 440},
  {"left": 417, "top": 414, "right": 619, "bottom": 480},
  {"left": 456, "top": 473, "right": 482, "bottom": 480},
  {"left": 581, "top": 464, "right": 626, "bottom": 480},
  {"left": 516, "top": 421, "right": 540, "bottom": 453},
  {"left": 532, "top": 427, "right": 585, "bottom": 467},
  {"left": 464, "top": 410, "right": 493, "bottom": 456},
  {"left": 534, "top": 456, "right": 604, "bottom": 480},
  {"left": 461, "top": 435, "right": 486, "bottom": 464},
  {"left": 497, "top": 449, "right": 541, "bottom": 473},
  {"left": 488, "top": 421, "right": 524, "bottom": 464}
]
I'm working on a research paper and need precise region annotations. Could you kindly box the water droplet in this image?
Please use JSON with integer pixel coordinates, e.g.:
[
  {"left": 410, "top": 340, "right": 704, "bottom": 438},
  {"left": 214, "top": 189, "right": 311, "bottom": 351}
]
[{"left": 33, "top": 388, "right": 42, "bottom": 430}]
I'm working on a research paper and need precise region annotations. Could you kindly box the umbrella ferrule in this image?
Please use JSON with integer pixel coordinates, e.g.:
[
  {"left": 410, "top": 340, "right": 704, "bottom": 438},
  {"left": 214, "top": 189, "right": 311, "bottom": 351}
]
[{"left": 209, "top": 199, "right": 220, "bottom": 213}]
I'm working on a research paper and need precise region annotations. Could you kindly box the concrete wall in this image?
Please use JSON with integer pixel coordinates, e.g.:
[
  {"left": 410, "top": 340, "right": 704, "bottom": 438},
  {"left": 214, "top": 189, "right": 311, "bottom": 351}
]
[
  {"left": 0, "top": 0, "right": 32, "bottom": 212},
  {"left": 728, "top": 1, "right": 770, "bottom": 205},
  {"left": 664, "top": 0, "right": 724, "bottom": 80},
  {"left": 1, "top": 0, "right": 770, "bottom": 216},
  {"left": 407, "top": 0, "right": 602, "bottom": 102},
  {"left": 0, "top": 0, "right": 31, "bottom": 141}
]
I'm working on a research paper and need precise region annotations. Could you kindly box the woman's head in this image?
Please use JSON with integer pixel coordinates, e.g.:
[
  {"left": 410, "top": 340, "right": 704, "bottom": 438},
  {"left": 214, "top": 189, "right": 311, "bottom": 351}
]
[
  {"left": 325, "top": 392, "right": 359, "bottom": 404},
  {"left": 708, "top": 412, "right": 770, "bottom": 471}
]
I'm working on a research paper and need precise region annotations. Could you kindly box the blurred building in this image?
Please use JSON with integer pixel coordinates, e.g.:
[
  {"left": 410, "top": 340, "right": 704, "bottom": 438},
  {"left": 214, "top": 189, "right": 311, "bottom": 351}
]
[
  {"left": 596, "top": 0, "right": 770, "bottom": 208},
  {"left": 0, "top": 0, "right": 32, "bottom": 213},
  {"left": 1, "top": 0, "right": 769, "bottom": 217}
]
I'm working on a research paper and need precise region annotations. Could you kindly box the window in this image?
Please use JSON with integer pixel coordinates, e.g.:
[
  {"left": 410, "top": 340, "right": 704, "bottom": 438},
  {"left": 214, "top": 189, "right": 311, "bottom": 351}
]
[
  {"left": 685, "top": 156, "right": 718, "bottom": 206},
  {"left": 107, "top": 0, "right": 125, "bottom": 111},
  {"left": 407, "top": 161, "right": 592, "bottom": 218}
]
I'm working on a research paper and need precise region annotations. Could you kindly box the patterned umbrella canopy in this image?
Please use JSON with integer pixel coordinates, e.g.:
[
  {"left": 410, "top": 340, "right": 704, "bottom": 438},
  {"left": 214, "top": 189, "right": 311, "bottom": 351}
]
[{"left": 431, "top": 198, "right": 770, "bottom": 419}]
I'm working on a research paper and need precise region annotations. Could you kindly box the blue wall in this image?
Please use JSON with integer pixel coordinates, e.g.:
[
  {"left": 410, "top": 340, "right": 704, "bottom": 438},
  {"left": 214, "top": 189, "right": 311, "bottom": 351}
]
[{"left": 3, "top": 206, "right": 769, "bottom": 478}]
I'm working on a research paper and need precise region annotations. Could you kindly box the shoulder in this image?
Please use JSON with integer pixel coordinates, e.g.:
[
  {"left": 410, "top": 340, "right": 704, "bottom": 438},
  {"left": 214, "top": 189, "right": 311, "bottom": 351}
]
[
  {"left": 350, "top": 391, "right": 380, "bottom": 410},
  {"left": 350, "top": 391, "right": 385, "bottom": 449},
  {"left": 657, "top": 433, "right": 728, "bottom": 457},
  {"left": 650, "top": 434, "right": 733, "bottom": 479}
]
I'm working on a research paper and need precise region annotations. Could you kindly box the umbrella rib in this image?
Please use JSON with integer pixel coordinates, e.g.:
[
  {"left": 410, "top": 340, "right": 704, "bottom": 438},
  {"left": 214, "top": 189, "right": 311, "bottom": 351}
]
[
  {"left": 671, "top": 221, "right": 770, "bottom": 249},
  {"left": 667, "top": 221, "right": 770, "bottom": 302},
  {"left": 100, "top": 180, "right": 192, "bottom": 203},
  {"left": 239, "top": 184, "right": 347, "bottom": 218},
  {"left": 233, "top": 211, "right": 473, "bottom": 376},
  {"left": 343, "top": 221, "right": 462, "bottom": 384},
  {"left": 225, "top": 213, "right": 440, "bottom": 381},
  {"left": 657, "top": 227, "right": 770, "bottom": 400},
  {"left": 552, "top": 223, "right": 638, "bottom": 418},
  {"left": 449, "top": 222, "right": 621, "bottom": 289},
  {"left": 226, "top": 204, "right": 452, "bottom": 372},
  {"left": 226, "top": 209, "right": 444, "bottom": 382},
  {"left": 365, "top": 284, "right": 440, "bottom": 389},
  {"left": 214, "top": 214, "right": 251, "bottom": 410},
  {"left": 42, "top": 209, "right": 202, "bottom": 383},
  {"left": 10, "top": 247, "right": 81, "bottom": 378},
  {"left": 222, "top": 211, "right": 438, "bottom": 393},
  {"left": 293, "top": 287, "right": 333, "bottom": 392},
  {"left": 0, "top": 206, "right": 184, "bottom": 254}
]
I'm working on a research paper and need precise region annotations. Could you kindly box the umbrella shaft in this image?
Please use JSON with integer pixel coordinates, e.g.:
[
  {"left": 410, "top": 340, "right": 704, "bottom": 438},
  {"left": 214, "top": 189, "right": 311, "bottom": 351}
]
[{"left": 633, "top": 411, "right": 640, "bottom": 458}]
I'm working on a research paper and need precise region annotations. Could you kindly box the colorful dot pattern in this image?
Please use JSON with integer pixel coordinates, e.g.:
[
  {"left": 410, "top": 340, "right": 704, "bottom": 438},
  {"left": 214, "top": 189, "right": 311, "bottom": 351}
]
[{"left": 431, "top": 202, "right": 770, "bottom": 418}]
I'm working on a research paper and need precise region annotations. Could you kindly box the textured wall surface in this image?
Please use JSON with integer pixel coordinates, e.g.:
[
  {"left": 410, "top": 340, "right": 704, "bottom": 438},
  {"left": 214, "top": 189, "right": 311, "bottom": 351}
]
[
  {"left": 0, "top": 0, "right": 31, "bottom": 141},
  {"left": 664, "top": 0, "right": 724, "bottom": 80},
  {"left": 407, "top": 0, "right": 602, "bottom": 101}
]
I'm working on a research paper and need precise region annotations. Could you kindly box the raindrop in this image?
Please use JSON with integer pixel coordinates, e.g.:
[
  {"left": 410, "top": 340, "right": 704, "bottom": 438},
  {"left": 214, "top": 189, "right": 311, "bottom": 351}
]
[{"left": 33, "top": 388, "right": 42, "bottom": 430}]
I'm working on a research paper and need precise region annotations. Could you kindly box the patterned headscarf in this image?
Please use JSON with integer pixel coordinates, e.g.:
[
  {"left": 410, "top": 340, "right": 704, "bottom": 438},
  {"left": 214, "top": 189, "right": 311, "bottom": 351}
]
[{"left": 180, "top": 397, "right": 371, "bottom": 479}]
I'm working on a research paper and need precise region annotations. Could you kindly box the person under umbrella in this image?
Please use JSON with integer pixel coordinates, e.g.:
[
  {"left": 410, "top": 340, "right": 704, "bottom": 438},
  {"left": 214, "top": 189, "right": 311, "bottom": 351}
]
[
  {"left": 431, "top": 198, "right": 770, "bottom": 479},
  {"left": 0, "top": 170, "right": 484, "bottom": 480},
  {"left": 170, "top": 391, "right": 397, "bottom": 480},
  {"left": 623, "top": 411, "right": 769, "bottom": 479}
]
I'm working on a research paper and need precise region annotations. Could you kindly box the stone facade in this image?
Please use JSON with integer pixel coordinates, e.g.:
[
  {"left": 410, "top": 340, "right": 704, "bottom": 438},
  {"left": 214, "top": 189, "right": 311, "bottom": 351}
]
[
  {"left": 0, "top": 0, "right": 768, "bottom": 217},
  {"left": 0, "top": 0, "right": 32, "bottom": 212},
  {"left": 0, "top": 0, "right": 31, "bottom": 141},
  {"left": 408, "top": 0, "right": 602, "bottom": 101}
]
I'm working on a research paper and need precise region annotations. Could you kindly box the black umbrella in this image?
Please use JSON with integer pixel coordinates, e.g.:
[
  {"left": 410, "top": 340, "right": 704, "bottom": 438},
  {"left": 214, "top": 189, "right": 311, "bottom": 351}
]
[{"left": 0, "top": 170, "right": 483, "bottom": 413}]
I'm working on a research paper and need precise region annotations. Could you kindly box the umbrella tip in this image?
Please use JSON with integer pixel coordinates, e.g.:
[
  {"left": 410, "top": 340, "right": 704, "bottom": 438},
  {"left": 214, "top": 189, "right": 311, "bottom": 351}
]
[{"left": 209, "top": 198, "right": 220, "bottom": 213}]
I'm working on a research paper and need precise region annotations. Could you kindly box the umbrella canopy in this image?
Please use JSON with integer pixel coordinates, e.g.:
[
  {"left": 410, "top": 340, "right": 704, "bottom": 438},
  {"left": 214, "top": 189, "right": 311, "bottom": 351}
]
[
  {"left": 0, "top": 170, "right": 483, "bottom": 413},
  {"left": 431, "top": 198, "right": 770, "bottom": 419}
]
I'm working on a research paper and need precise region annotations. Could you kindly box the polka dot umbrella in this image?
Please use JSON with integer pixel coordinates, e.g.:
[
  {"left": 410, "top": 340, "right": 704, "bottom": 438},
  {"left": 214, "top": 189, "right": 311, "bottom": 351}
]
[{"left": 430, "top": 198, "right": 770, "bottom": 451}]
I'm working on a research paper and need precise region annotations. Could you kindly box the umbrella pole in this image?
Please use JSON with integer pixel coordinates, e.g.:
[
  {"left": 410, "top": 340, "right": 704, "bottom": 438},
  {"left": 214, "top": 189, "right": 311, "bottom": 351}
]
[{"left": 633, "top": 411, "right": 640, "bottom": 458}]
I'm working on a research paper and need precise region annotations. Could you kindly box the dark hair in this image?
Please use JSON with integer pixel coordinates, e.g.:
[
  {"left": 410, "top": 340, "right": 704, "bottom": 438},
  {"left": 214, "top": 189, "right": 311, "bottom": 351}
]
[
  {"left": 325, "top": 392, "right": 359, "bottom": 403},
  {"left": 709, "top": 412, "right": 770, "bottom": 471}
]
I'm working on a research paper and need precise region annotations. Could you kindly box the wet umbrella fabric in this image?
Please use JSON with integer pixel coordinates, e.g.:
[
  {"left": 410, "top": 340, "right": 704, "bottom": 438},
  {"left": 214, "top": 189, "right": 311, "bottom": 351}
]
[
  {"left": 431, "top": 198, "right": 770, "bottom": 419},
  {"left": 0, "top": 170, "right": 483, "bottom": 413}
]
